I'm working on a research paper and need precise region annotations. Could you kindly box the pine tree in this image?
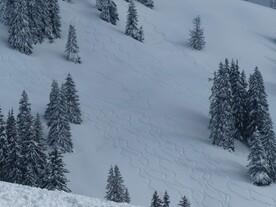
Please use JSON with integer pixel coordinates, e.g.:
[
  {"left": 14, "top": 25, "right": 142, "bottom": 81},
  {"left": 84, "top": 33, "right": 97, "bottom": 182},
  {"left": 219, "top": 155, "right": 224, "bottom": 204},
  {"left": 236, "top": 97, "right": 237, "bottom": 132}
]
[
  {"left": 4, "top": 110, "right": 22, "bottom": 184},
  {"left": 105, "top": 165, "right": 115, "bottom": 201},
  {"left": 48, "top": 82, "right": 73, "bottom": 153},
  {"left": 136, "top": 26, "right": 144, "bottom": 42},
  {"left": 45, "top": 80, "right": 59, "bottom": 123},
  {"left": 47, "top": 0, "right": 61, "bottom": 39},
  {"left": 150, "top": 191, "right": 162, "bottom": 207},
  {"left": 178, "top": 196, "right": 191, "bottom": 207},
  {"left": 229, "top": 60, "right": 246, "bottom": 141},
  {"left": 8, "top": 0, "right": 33, "bottom": 55},
  {"left": 113, "top": 165, "right": 125, "bottom": 202},
  {"left": 44, "top": 149, "right": 71, "bottom": 192},
  {"left": 65, "top": 25, "right": 81, "bottom": 64},
  {"left": 123, "top": 188, "right": 130, "bottom": 203},
  {"left": 247, "top": 128, "right": 271, "bottom": 186},
  {"left": 125, "top": 0, "right": 138, "bottom": 39},
  {"left": 63, "top": 73, "right": 82, "bottom": 124},
  {"left": 32, "top": 114, "right": 47, "bottom": 188},
  {"left": 0, "top": 108, "right": 7, "bottom": 181},
  {"left": 109, "top": 0, "right": 119, "bottom": 25},
  {"left": 189, "top": 15, "right": 205, "bottom": 50},
  {"left": 246, "top": 67, "right": 276, "bottom": 181},
  {"left": 163, "top": 191, "right": 170, "bottom": 207},
  {"left": 100, "top": 0, "right": 110, "bottom": 22}
]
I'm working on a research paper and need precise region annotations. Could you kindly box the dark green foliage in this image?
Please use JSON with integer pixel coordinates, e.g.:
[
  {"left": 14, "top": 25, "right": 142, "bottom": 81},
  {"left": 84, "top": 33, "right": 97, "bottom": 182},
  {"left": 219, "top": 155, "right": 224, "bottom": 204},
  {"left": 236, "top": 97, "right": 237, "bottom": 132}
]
[
  {"left": 47, "top": 0, "right": 61, "bottom": 39},
  {"left": 44, "top": 149, "right": 71, "bottom": 192},
  {"left": 150, "top": 191, "right": 162, "bottom": 207},
  {"left": 63, "top": 73, "right": 82, "bottom": 124},
  {"left": 125, "top": 0, "right": 138, "bottom": 38},
  {"left": 163, "top": 191, "right": 170, "bottom": 207},
  {"left": 178, "top": 196, "right": 191, "bottom": 207},
  {"left": 137, "top": 0, "right": 154, "bottom": 9},
  {"left": 247, "top": 128, "right": 271, "bottom": 186},
  {"left": 0, "top": 109, "right": 7, "bottom": 181},
  {"left": 189, "top": 15, "right": 205, "bottom": 50},
  {"left": 8, "top": 0, "right": 33, "bottom": 55},
  {"left": 123, "top": 188, "right": 130, "bottom": 203},
  {"left": 65, "top": 25, "right": 81, "bottom": 64}
]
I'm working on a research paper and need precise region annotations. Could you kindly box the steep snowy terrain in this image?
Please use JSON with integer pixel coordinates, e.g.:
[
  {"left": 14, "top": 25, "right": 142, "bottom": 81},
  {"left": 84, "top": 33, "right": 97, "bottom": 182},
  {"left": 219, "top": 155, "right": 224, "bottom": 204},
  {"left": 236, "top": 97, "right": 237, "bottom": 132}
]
[
  {"left": 1, "top": 0, "right": 276, "bottom": 206},
  {"left": 0, "top": 181, "right": 137, "bottom": 207}
]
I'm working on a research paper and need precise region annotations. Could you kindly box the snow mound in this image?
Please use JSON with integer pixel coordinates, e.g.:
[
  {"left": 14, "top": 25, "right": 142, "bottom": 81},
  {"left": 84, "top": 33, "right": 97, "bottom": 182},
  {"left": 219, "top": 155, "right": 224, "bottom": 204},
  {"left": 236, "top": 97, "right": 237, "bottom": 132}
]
[{"left": 0, "top": 181, "right": 138, "bottom": 207}]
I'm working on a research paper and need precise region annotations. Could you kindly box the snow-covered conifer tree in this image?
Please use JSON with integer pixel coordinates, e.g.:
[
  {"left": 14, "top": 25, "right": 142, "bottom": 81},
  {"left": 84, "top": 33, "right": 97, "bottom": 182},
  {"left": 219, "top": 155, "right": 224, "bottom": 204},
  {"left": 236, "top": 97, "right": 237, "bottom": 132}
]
[
  {"left": 47, "top": 0, "right": 61, "bottom": 39},
  {"left": 163, "top": 191, "right": 170, "bottom": 207},
  {"left": 4, "top": 110, "right": 22, "bottom": 184},
  {"left": 138, "top": 0, "right": 154, "bottom": 9},
  {"left": 125, "top": 0, "right": 138, "bottom": 39},
  {"left": 100, "top": 0, "right": 110, "bottom": 22},
  {"left": 109, "top": 0, "right": 119, "bottom": 25},
  {"left": 178, "top": 196, "right": 191, "bottom": 207},
  {"left": 48, "top": 82, "right": 73, "bottom": 153},
  {"left": 0, "top": 109, "right": 7, "bottom": 181},
  {"left": 65, "top": 25, "right": 81, "bottom": 64},
  {"left": 248, "top": 128, "right": 271, "bottom": 186},
  {"left": 105, "top": 165, "right": 115, "bottom": 201},
  {"left": 45, "top": 80, "right": 59, "bottom": 124},
  {"left": 136, "top": 26, "right": 144, "bottom": 42},
  {"left": 96, "top": 0, "right": 104, "bottom": 11},
  {"left": 150, "top": 191, "right": 162, "bottom": 207},
  {"left": 123, "top": 188, "right": 130, "bottom": 203},
  {"left": 44, "top": 149, "right": 71, "bottom": 192},
  {"left": 63, "top": 73, "right": 82, "bottom": 124},
  {"left": 8, "top": 0, "right": 33, "bottom": 55},
  {"left": 189, "top": 15, "right": 205, "bottom": 50}
]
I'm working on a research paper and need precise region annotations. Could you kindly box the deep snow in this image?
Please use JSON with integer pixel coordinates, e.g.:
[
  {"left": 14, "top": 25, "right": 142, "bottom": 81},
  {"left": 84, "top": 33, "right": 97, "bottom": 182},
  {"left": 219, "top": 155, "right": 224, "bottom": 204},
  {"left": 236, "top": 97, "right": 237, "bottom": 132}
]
[{"left": 1, "top": 0, "right": 276, "bottom": 206}]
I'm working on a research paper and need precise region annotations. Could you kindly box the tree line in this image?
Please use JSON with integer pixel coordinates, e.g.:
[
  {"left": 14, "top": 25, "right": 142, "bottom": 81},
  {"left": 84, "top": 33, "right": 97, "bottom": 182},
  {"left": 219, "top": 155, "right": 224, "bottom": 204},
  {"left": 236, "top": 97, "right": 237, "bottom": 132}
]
[
  {"left": 0, "top": 73, "right": 82, "bottom": 191},
  {"left": 209, "top": 59, "right": 276, "bottom": 186}
]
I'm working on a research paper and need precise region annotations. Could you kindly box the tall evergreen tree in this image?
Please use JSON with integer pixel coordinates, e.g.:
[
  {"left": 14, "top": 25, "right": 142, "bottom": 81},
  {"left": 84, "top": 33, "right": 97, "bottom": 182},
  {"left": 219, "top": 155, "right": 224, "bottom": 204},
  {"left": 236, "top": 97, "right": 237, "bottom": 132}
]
[
  {"left": 4, "top": 110, "right": 22, "bottom": 184},
  {"left": 47, "top": 82, "right": 73, "bottom": 153},
  {"left": 125, "top": 0, "right": 138, "bottom": 39},
  {"left": 44, "top": 149, "right": 71, "bottom": 192},
  {"left": 105, "top": 166, "right": 115, "bottom": 201},
  {"left": 0, "top": 108, "right": 7, "bottom": 181},
  {"left": 247, "top": 128, "right": 271, "bottom": 186},
  {"left": 100, "top": 0, "right": 110, "bottom": 22},
  {"left": 47, "top": 0, "right": 61, "bottom": 39},
  {"left": 109, "top": 0, "right": 119, "bottom": 25},
  {"left": 189, "top": 15, "right": 205, "bottom": 50},
  {"left": 62, "top": 73, "right": 82, "bottom": 124},
  {"left": 150, "top": 191, "right": 162, "bottom": 207},
  {"left": 178, "top": 196, "right": 191, "bottom": 207},
  {"left": 163, "top": 191, "right": 170, "bottom": 207},
  {"left": 8, "top": 0, "right": 33, "bottom": 55},
  {"left": 65, "top": 25, "right": 81, "bottom": 64},
  {"left": 45, "top": 80, "right": 59, "bottom": 123}
]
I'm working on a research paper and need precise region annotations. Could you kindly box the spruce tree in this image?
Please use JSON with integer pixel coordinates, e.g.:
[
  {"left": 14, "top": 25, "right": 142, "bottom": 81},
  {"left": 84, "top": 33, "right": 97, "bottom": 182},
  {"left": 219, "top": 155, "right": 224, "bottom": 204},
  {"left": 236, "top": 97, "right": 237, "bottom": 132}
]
[
  {"left": 178, "top": 196, "right": 191, "bottom": 207},
  {"left": 65, "top": 25, "right": 81, "bottom": 64},
  {"left": 125, "top": 0, "right": 138, "bottom": 39},
  {"left": 247, "top": 128, "right": 271, "bottom": 186},
  {"left": 123, "top": 188, "right": 130, "bottom": 203},
  {"left": 150, "top": 191, "right": 162, "bottom": 207},
  {"left": 113, "top": 165, "right": 125, "bottom": 202},
  {"left": 189, "top": 15, "right": 205, "bottom": 50},
  {"left": 100, "top": 0, "right": 110, "bottom": 22},
  {"left": 96, "top": 0, "right": 104, "bottom": 11},
  {"left": 135, "top": 26, "right": 144, "bottom": 42},
  {"left": 163, "top": 191, "right": 170, "bottom": 207},
  {"left": 105, "top": 165, "right": 115, "bottom": 201},
  {"left": 0, "top": 108, "right": 7, "bottom": 181},
  {"left": 48, "top": 82, "right": 73, "bottom": 153},
  {"left": 3, "top": 0, "right": 15, "bottom": 26},
  {"left": 47, "top": 0, "right": 61, "bottom": 39},
  {"left": 109, "top": 0, "right": 119, "bottom": 25},
  {"left": 44, "top": 149, "right": 71, "bottom": 192},
  {"left": 4, "top": 110, "right": 22, "bottom": 184},
  {"left": 63, "top": 73, "right": 82, "bottom": 124},
  {"left": 8, "top": 0, "right": 33, "bottom": 55},
  {"left": 45, "top": 80, "right": 59, "bottom": 124},
  {"left": 138, "top": 0, "right": 154, "bottom": 9}
]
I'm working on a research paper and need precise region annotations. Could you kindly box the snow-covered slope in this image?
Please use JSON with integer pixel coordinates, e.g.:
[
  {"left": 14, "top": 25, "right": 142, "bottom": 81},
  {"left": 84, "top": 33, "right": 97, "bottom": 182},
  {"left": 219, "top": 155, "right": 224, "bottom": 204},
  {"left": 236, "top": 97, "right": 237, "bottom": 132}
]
[
  {"left": 0, "top": 181, "right": 137, "bottom": 207},
  {"left": 2, "top": 0, "right": 276, "bottom": 206}
]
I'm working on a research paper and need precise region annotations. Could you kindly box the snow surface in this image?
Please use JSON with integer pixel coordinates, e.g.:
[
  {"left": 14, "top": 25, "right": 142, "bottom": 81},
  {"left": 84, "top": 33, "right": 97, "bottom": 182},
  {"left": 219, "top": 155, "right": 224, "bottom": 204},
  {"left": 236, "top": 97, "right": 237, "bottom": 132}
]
[
  {"left": 2, "top": 0, "right": 276, "bottom": 206},
  {"left": 0, "top": 181, "right": 138, "bottom": 207}
]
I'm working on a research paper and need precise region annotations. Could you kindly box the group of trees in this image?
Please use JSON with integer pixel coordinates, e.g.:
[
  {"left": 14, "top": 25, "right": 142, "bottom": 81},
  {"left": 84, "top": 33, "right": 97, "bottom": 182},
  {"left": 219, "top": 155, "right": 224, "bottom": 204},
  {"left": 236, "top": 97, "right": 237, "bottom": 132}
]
[
  {"left": 45, "top": 73, "right": 82, "bottom": 153},
  {"left": 105, "top": 165, "right": 130, "bottom": 203},
  {"left": 0, "top": 0, "right": 61, "bottom": 54},
  {"left": 209, "top": 59, "right": 276, "bottom": 186},
  {"left": 0, "top": 91, "right": 70, "bottom": 192},
  {"left": 97, "top": 0, "right": 144, "bottom": 42},
  {"left": 150, "top": 191, "right": 191, "bottom": 207}
]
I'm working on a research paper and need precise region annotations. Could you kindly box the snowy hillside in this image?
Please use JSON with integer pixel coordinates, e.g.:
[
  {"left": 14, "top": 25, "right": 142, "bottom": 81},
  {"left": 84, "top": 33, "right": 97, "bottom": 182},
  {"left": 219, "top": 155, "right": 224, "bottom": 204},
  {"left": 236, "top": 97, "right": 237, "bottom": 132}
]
[
  {"left": 2, "top": 0, "right": 276, "bottom": 206},
  {"left": 0, "top": 181, "right": 138, "bottom": 207}
]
